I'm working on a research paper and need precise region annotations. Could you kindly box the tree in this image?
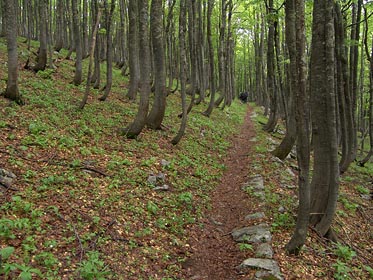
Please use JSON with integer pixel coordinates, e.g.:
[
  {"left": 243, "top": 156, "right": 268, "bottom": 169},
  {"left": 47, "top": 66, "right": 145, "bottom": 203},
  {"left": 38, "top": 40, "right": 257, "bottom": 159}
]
[
  {"left": 285, "top": 0, "right": 310, "bottom": 254},
  {"left": 121, "top": 0, "right": 151, "bottom": 138},
  {"left": 146, "top": 0, "right": 167, "bottom": 129},
  {"left": 126, "top": 0, "right": 140, "bottom": 100},
  {"left": 33, "top": 0, "right": 48, "bottom": 72},
  {"left": 202, "top": 0, "right": 216, "bottom": 117},
  {"left": 99, "top": 0, "right": 116, "bottom": 101},
  {"left": 309, "top": 0, "right": 339, "bottom": 240},
  {"left": 171, "top": 0, "right": 188, "bottom": 145},
  {"left": 72, "top": 0, "right": 83, "bottom": 85},
  {"left": 263, "top": 0, "right": 278, "bottom": 132},
  {"left": 3, "top": 0, "right": 22, "bottom": 104}
]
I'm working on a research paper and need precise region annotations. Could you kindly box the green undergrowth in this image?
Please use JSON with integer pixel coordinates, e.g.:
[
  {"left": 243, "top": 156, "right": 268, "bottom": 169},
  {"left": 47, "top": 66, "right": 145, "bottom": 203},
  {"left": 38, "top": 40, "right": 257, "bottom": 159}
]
[
  {"left": 0, "top": 37, "right": 247, "bottom": 279},
  {"left": 248, "top": 103, "right": 372, "bottom": 279}
]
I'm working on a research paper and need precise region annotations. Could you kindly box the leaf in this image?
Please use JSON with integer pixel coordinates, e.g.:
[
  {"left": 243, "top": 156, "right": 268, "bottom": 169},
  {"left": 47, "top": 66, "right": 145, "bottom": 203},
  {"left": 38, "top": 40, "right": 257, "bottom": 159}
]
[
  {"left": 19, "top": 271, "right": 32, "bottom": 280},
  {"left": 0, "top": 247, "right": 15, "bottom": 260}
]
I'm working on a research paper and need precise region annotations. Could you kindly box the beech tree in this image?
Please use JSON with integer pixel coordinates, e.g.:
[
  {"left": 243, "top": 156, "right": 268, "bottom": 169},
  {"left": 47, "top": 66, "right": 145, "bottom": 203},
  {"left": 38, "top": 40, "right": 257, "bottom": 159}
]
[{"left": 3, "top": 0, "right": 22, "bottom": 104}]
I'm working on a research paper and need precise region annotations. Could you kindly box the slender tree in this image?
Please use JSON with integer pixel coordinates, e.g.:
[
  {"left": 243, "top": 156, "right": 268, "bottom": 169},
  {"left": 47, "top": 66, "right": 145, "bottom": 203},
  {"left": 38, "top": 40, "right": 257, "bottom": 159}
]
[
  {"left": 122, "top": 0, "right": 151, "bottom": 138},
  {"left": 309, "top": 0, "right": 339, "bottom": 240},
  {"left": 146, "top": 0, "right": 167, "bottom": 129},
  {"left": 72, "top": 0, "right": 82, "bottom": 85},
  {"left": 171, "top": 0, "right": 188, "bottom": 145},
  {"left": 3, "top": 0, "right": 23, "bottom": 104}
]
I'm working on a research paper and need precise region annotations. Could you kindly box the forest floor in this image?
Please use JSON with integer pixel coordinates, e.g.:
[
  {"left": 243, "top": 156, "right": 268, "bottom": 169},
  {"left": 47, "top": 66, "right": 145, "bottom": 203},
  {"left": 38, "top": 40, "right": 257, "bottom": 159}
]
[{"left": 0, "top": 37, "right": 372, "bottom": 279}]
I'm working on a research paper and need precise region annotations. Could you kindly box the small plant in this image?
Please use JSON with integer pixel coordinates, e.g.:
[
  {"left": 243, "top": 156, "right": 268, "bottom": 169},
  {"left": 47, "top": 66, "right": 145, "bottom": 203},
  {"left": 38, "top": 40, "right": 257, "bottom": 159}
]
[
  {"left": 146, "top": 201, "right": 159, "bottom": 215},
  {"left": 356, "top": 185, "right": 369, "bottom": 195},
  {"left": 333, "top": 243, "right": 356, "bottom": 261},
  {"left": 271, "top": 213, "right": 294, "bottom": 230},
  {"left": 177, "top": 192, "right": 193, "bottom": 206},
  {"left": 238, "top": 243, "right": 253, "bottom": 252},
  {"left": 77, "top": 251, "right": 110, "bottom": 280},
  {"left": 333, "top": 260, "right": 351, "bottom": 280},
  {"left": 339, "top": 197, "right": 359, "bottom": 212}
]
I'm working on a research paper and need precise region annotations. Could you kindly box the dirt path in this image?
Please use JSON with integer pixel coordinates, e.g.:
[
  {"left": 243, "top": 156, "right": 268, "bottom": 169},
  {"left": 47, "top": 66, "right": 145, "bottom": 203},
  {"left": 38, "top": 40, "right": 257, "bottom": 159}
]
[{"left": 181, "top": 107, "right": 256, "bottom": 279}]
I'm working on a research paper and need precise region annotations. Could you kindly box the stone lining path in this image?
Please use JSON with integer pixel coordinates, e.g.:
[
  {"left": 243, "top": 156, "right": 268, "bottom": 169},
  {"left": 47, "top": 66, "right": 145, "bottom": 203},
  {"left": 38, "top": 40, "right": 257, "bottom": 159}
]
[
  {"left": 233, "top": 175, "right": 283, "bottom": 280},
  {"left": 181, "top": 108, "right": 284, "bottom": 279}
]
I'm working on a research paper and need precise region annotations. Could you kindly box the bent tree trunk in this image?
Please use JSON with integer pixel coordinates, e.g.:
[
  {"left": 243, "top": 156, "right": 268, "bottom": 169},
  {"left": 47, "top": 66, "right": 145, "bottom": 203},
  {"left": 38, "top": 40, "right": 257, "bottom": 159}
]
[
  {"left": 122, "top": 0, "right": 151, "bottom": 138},
  {"left": 285, "top": 0, "right": 310, "bottom": 254},
  {"left": 33, "top": 0, "right": 47, "bottom": 72},
  {"left": 309, "top": 0, "right": 339, "bottom": 240},
  {"left": 147, "top": 0, "right": 167, "bottom": 129},
  {"left": 359, "top": 36, "right": 373, "bottom": 166}
]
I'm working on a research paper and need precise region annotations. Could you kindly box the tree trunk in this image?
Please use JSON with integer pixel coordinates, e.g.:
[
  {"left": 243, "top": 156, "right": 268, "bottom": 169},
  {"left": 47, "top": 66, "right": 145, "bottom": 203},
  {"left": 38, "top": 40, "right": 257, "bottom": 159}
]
[
  {"left": 359, "top": 36, "right": 373, "bottom": 166},
  {"left": 285, "top": 0, "right": 310, "bottom": 254},
  {"left": 72, "top": 0, "right": 82, "bottom": 85},
  {"left": 202, "top": 0, "right": 216, "bottom": 117},
  {"left": 99, "top": 0, "right": 116, "bottom": 101},
  {"left": 309, "top": 0, "right": 339, "bottom": 239},
  {"left": 122, "top": 0, "right": 151, "bottom": 138},
  {"left": 126, "top": 0, "right": 140, "bottom": 100},
  {"left": 171, "top": 0, "right": 188, "bottom": 145},
  {"left": 146, "top": 0, "right": 167, "bottom": 129},
  {"left": 4, "top": 0, "right": 22, "bottom": 104},
  {"left": 79, "top": 6, "right": 102, "bottom": 110},
  {"left": 33, "top": 0, "right": 48, "bottom": 72}
]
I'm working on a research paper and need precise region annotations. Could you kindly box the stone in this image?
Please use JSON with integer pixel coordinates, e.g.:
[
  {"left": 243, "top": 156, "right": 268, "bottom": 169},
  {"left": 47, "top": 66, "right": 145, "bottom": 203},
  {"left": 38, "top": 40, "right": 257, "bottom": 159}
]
[
  {"left": 153, "top": 185, "right": 170, "bottom": 191},
  {"left": 161, "top": 159, "right": 171, "bottom": 168},
  {"left": 360, "top": 194, "right": 371, "bottom": 200},
  {"left": 0, "top": 168, "right": 16, "bottom": 179},
  {"left": 232, "top": 224, "right": 271, "bottom": 243},
  {"left": 237, "top": 258, "right": 283, "bottom": 280},
  {"left": 147, "top": 175, "right": 157, "bottom": 185},
  {"left": 245, "top": 212, "right": 266, "bottom": 221},
  {"left": 278, "top": 206, "right": 285, "bottom": 213},
  {"left": 250, "top": 137, "right": 258, "bottom": 142},
  {"left": 255, "top": 243, "right": 273, "bottom": 259},
  {"left": 156, "top": 172, "right": 166, "bottom": 181},
  {"left": 271, "top": 157, "right": 283, "bottom": 165}
]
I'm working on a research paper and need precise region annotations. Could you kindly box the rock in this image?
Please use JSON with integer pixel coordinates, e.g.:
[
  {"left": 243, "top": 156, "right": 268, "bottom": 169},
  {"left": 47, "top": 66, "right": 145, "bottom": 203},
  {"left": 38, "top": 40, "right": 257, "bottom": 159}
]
[
  {"left": 255, "top": 270, "right": 282, "bottom": 280},
  {"left": 0, "top": 168, "right": 16, "bottom": 179},
  {"left": 278, "top": 206, "right": 285, "bottom": 213},
  {"left": 255, "top": 243, "right": 273, "bottom": 259},
  {"left": 161, "top": 159, "right": 171, "bottom": 168},
  {"left": 147, "top": 175, "right": 157, "bottom": 185},
  {"left": 156, "top": 172, "right": 166, "bottom": 181},
  {"left": 285, "top": 185, "right": 297, "bottom": 189},
  {"left": 271, "top": 157, "right": 283, "bottom": 165},
  {"left": 245, "top": 212, "right": 266, "bottom": 221},
  {"left": 232, "top": 224, "right": 272, "bottom": 243},
  {"left": 153, "top": 185, "right": 170, "bottom": 191},
  {"left": 243, "top": 175, "right": 264, "bottom": 191},
  {"left": 360, "top": 194, "right": 371, "bottom": 200},
  {"left": 237, "top": 258, "right": 283, "bottom": 280},
  {"left": 250, "top": 137, "right": 258, "bottom": 142},
  {"left": 251, "top": 112, "right": 258, "bottom": 118}
]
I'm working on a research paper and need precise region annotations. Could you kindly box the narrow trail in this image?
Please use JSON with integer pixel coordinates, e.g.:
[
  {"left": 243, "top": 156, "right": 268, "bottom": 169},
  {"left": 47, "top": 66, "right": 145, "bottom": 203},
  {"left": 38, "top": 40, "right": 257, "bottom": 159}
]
[{"left": 182, "top": 106, "right": 257, "bottom": 279}]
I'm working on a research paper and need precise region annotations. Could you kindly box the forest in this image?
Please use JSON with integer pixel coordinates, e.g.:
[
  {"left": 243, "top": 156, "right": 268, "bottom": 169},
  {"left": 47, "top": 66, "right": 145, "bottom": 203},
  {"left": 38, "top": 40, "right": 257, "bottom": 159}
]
[{"left": 0, "top": 0, "right": 372, "bottom": 279}]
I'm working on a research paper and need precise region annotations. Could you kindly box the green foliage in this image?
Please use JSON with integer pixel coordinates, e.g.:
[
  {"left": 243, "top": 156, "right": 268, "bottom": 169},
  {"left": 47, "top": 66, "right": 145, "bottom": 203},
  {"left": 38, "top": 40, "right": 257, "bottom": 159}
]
[
  {"left": 356, "top": 185, "right": 369, "bottom": 195},
  {"left": 333, "top": 243, "right": 356, "bottom": 261},
  {"left": 339, "top": 197, "right": 359, "bottom": 213},
  {"left": 77, "top": 251, "right": 110, "bottom": 280},
  {"left": 0, "top": 246, "right": 15, "bottom": 260},
  {"left": 146, "top": 201, "right": 159, "bottom": 215},
  {"left": 238, "top": 243, "right": 253, "bottom": 252},
  {"left": 333, "top": 260, "right": 351, "bottom": 280},
  {"left": 271, "top": 213, "right": 294, "bottom": 230}
]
